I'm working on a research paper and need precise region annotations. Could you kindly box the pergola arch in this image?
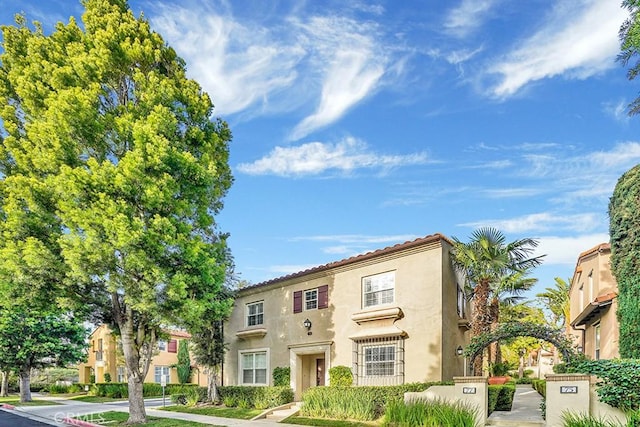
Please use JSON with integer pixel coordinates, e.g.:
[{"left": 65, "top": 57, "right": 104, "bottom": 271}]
[{"left": 463, "top": 321, "right": 577, "bottom": 365}]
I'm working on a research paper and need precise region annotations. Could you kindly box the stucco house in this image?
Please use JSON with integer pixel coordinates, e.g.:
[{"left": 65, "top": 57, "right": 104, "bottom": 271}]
[
  {"left": 223, "top": 233, "right": 470, "bottom": 399},
  {"left": 78, "top": 325, "right": 207, "bottom": 386},
  {"left": 567, "top": 243, "right": 619, "bottom": 360}
]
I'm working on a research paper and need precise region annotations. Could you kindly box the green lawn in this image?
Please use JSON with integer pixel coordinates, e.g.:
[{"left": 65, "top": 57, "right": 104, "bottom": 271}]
[
  {"left": 73, "top": 411, "right": 222, "bottom": 426},
  {"left": 161, "top": 404, "right": 262, "bottom": 420},
  {"left": 0, "top": 395, "right": 61, "bottom": 406},
  {"left": 282, "top": 416, "right": 380, "bottom": 427}
]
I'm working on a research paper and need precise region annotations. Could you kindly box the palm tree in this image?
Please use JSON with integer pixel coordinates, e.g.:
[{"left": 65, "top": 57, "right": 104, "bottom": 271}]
[
  {"left": 451, "top": 227, "right": 544, "bottom": 375},
  {"left": 536, "top": 277, "right": 570, "bottom": 329},
  {"left": 488, "top": 271, "right": 538, "bottom": 364}
]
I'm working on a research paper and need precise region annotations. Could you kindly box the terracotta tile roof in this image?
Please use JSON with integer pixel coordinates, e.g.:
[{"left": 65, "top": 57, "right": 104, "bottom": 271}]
[
  {"left": 243, "top": 233, "right": 450, "bottom": 291},
  {"left": 577, "top": 243, "right": 610, "bottom": 260},
  {"left": 594, "top": 292, "right": 617, "bottom": 303},
  {"left": 166, "top": 329, "right": 191, "bottom": 338}
]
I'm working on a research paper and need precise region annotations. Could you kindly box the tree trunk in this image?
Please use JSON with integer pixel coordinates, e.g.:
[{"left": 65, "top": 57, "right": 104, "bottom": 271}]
[
  {"left": 207, "top": 368, "right": 219, "bottom": 403},
  {"left": 0, "top": 371, "right": 9, "bottom": 397},
  {"left": 127, "top": 377, "right": 145, "bottom": 423},
  {"left": 471, "top": 280, "right": 491, "bottom": 376},
  {"left": 19, "top": 369, "right": 32, "bottom": 402}
]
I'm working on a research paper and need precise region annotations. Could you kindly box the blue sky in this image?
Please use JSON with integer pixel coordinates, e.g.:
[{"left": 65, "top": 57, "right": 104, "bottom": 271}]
[{"left": 1, "top": 0, "right": 639, "bottom": 298}]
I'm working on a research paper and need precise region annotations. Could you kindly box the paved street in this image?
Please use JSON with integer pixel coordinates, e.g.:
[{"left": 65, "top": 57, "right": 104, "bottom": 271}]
[{"left": 0, "top": 408, "right": 60, "bottom": 426}]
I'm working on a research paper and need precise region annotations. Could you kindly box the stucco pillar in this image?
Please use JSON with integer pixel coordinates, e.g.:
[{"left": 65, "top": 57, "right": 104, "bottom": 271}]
[
  {"left": 545, "top": 374, "right": 592, "bottom": 427},
  {"left": 453, "top": 376, "right": 488, "bottom": 427}
]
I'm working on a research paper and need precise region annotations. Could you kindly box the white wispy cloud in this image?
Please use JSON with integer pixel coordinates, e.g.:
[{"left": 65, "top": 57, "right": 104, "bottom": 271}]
[
  {"left": 603, "top": 100, "right": 630, "bottom": 123},
  {"left": 482, "top": 188, "right": 544, "bottom": 198},
  {"left": 444, "top": 0, "right": 499, "bottom": 38},
  {"left": 488, "top": 0, "right": 627, "bottom": 98},
  {"left": 460, "top": 212, "right": 603, "bottom": 233},
  {"left": 288, "top": 16, "right": 387, "bottom": 140},
  {"left": 535, "top": 233, "right": 610, "bottom": 265},
  {"left": 150, "top": 5, "right": 304, "bottom": 116},
  {"left": 236, "top": 137, "right": 429, "bottom": 177}
]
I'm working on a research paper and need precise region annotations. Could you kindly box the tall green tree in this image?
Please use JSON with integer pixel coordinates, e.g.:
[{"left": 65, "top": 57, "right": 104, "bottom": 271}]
[
  {"left": 0, "top": 307, "right": 87, "bottom": 402},
  {"left": 176, "top": 340, "right": 191, "bottom": 384},
  {"left": 451, "top": 227, "right": 544, "bottom": 375},
  {"left": 0, "top": 0, "right": 233, "bottom": 421},
  {"left": 619, "top": 0, "right": 640, "bottom": 115},
  {"left": 536, "top": 277, "right": 570, "bottom": 329},
  {"left": 609, "top": 165, "right": 640, "bottom": 358}
]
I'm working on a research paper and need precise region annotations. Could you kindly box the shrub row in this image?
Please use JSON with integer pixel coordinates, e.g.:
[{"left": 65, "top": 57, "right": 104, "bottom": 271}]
[
  {"left": 488, "top": 383, "right": 516, "bottom": 414},
  {"left": 300, "top": 382, "right": 453, "bottom": 421},
  {"left": 88, "top": 382, "right": 199, "bottom": 398},
  {"left": 217, "top": 386, "right": 293, "bottom": 410}
]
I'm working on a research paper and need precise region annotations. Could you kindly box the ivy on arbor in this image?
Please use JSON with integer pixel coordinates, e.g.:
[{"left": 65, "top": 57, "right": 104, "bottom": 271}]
[{"left": 463, "top": 322, "right": 577, "bottom": 365}]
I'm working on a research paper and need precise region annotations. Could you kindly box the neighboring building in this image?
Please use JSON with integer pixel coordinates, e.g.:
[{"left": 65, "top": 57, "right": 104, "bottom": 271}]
[
  {"left": 568, "top": 243, "right": 619, "bottom": 360},
  {"left": 78, "top": 325, "right": 206, "bottom": 386},
  {"left": 223, "top": 234, "right": 470, "bottom": 399}
]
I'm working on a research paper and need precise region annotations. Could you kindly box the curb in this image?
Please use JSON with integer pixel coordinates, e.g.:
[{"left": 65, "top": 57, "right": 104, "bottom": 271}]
[{"left": 62, "top": 417, "right": 102, "bottom": 427}]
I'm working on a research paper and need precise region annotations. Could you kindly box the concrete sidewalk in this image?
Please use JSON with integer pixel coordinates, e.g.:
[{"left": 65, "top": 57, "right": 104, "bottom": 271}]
[
  {"left": 8, "top": 394, "right": 289, "bottom": 426},
  {"left": 486, "top": 384, "right": 545, "bottom": 426}
]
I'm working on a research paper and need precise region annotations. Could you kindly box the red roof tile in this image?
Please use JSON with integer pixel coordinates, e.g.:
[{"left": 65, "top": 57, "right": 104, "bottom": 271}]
[{"left": 243, "top": 233, "right": 450, "bottom": 291}]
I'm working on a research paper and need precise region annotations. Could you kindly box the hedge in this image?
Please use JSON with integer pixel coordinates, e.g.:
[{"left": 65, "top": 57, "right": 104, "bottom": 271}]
[{"left": 89, "top": 383, "right": 200, "bottom": 398}]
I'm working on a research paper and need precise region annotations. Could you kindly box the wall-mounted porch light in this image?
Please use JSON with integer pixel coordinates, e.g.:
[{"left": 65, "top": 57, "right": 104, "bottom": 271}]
[
  {"left": 456, "top": 345, "right": 464, "bottom": 356},
  {"left": 303, "top": 318, "right": 312, "bottom": 335}
]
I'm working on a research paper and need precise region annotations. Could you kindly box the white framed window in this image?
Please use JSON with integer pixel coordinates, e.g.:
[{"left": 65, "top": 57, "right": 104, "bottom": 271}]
[
  {"left": 365, "top": 346, "right": 395, "bottom": 376},
  {"left": 117, "top": 366, "right": 126, "bottom": 382},
  {"left": 247, "top": 301, "right": 264, "bottom": 326},
  {"left": 362, "top": 271, "right": 395, "bottom": 308},
  {"left": 594, "top": 322, "right": 601, "bottom": 360},
  {"left": 154, "top": 366, "right": 169, "bottom": 383},
  {"left": 239, "top": 349, "right": 268, "bottom": 385},
  {"left": 353, "top": 336, "right": 404, "bottom": 386},
  {"left": 158, "top": 340, "right": 167, "bottom": 351},
  {"left": 305, "top": 289, "right": 318, "bottom": 310},
  {"left": 457, "top": 284, "right": 466, "bottom": 318}
]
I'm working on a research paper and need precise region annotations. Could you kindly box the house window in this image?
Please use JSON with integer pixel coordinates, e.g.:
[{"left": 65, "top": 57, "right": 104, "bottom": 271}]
[
  {"left": 457, "top": 284, "right": 466, "bottom": 318},
  {"left": 95, "top": 339, "right": 104, "bottom": 361},
  {"left": 158, "top": 340, "right": 167, "bottom": 351},
  {"left": 588, "top": 271, "right": 594, "bottom": 303},
  {"left": 305, "top": 289, "right": 318, "bottom": 310},
  {"left": 353, "top": 336, "right": 404, "bottom": 386},
  {"left": 363, "top": 271, "right": 395, "bottom": 308},
  {"left": 247, "top": 301, "right": 264, "bottom": 326},
  {"left": 117, "top": 366, "right": 126, "bottom": 382},
  {"left": 579, "top": 284, "right": 584, "bottom": 312},
  {"left": 240, "top": 351, "right": 268, "bottom": 385},
  {"left": 594, "top": 322, "right": 601, "bottom": 360},
  {"left": 154, "top": 366, "right": 169, "bottom": 383},
  {"left": 294, "top": 285, "right": 328, "bottom": 313}
]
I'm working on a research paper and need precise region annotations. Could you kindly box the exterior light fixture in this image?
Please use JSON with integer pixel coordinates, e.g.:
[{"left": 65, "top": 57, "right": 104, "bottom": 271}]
[
  {"left": 456, "top": 345, "right": 464, "bottom": 356},
  {"left": 303, "top": 319, "right": 312, "bottom": 335}
]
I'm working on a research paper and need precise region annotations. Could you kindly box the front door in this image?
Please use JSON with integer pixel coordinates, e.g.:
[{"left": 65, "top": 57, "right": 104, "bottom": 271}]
[{"left": 316, "top": 358, "right": 325, "bottom": 386}]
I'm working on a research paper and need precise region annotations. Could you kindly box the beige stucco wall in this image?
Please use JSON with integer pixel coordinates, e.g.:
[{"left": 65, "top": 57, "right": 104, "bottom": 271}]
[
  {"left": 568, "top": 247, "right": 619, "bottom": 360},
  {"left": 224, "top": 238, "right": 469, "bottom": 397},
  {"left": 77, "top": 326, "right": 206, "bottom": 386}
]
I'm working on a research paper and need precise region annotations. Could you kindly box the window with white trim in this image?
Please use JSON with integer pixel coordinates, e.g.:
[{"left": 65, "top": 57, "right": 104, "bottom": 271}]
[
  {"left": 158, "top": 340, "right": 167, "bottom": 351},
  {"left": 305, "top": 289, "right": 318, "bottom": 310},
  {"left": 353, "top": 336, "right": 404, "bottom": 386},
  {"left": 246, "top": 301, "right": 264, "bottom": 327},
  {"left": 117, "top": 366, "right": 126, "bottom": 382},
  {"left": 241, "top": 351, "right": 268, "bottom": 385},
  {"left": 594, "top": 322, "right": 601, "bottom": 360},
  {"left": 457, "top": 284, "right": 466, "bottom": 318},
  {"left": 362, "top": 271, "right": 395, "bottom": 308},
  {"left": 154, "top": 366, "right": 169, "bottom": 383}
]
